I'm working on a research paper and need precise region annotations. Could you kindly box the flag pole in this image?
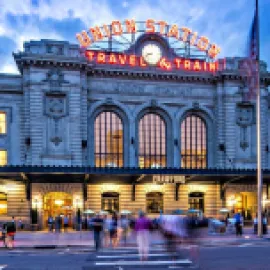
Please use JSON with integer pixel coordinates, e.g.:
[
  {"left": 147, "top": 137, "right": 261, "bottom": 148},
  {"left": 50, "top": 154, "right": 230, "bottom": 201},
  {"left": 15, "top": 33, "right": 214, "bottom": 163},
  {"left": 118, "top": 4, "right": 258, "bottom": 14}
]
[{"left": 256, "top": 0, "right": 262, "bottom": 238}]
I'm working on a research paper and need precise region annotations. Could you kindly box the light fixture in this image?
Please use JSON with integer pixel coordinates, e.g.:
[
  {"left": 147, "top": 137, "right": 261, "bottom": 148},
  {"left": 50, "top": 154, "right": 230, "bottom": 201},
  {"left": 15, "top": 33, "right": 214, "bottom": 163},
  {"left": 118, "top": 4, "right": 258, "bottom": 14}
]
[{"left": 55, "top": 199, "right": 64, "bottom": 206}]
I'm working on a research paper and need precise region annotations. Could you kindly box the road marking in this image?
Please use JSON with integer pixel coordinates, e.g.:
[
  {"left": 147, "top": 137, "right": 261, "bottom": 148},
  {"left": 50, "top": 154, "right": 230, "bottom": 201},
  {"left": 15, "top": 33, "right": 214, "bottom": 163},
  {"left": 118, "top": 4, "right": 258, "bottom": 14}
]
[
  {"left": 95, "top": 259, "right": 192, "bottom": 266},
  {"left": 97, "top": 253, "right": 176, "bottom": 258},
  {"left": 238, "top": 243, "right": 253, "bottom": 247}
]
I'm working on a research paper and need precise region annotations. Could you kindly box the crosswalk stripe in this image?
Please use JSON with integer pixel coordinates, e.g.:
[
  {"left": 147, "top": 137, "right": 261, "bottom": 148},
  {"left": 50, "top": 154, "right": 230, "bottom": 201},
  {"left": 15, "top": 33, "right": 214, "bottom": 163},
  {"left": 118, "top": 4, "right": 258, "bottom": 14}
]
[
  {"left": 97, "top": 253, "right": 176, "bottom": 258},
  {"left": 95, "top": 259, "right": 192, "bottom": 266}
]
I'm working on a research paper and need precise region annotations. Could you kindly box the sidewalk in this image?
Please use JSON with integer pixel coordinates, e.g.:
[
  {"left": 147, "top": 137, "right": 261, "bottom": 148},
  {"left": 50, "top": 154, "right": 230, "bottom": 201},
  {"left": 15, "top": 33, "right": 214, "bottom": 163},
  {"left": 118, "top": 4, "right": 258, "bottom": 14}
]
[{"left": 2, "top": 227, "right": 270, "bottom": 249}]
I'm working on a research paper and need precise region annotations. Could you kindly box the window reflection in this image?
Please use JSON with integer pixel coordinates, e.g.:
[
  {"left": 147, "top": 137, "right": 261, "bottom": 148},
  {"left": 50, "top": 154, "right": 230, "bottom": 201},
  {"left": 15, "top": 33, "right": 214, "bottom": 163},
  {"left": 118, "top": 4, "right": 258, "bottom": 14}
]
[
  {"left": 146, "top": 192, "right": 163, "bottom": 214},
  {"left": 0, "top": 150, "right": 7, "bottom": 166},
  {"left": 94, "top": 111, "right": 123, "bottom": 167},
  {"left": 0, "top": 192, "right": 7, "bottom": 215},
  {"left": 139, "top": 113, "right": 166, "bottom": 168},
  {"left": 181, "top": 115, "right": 207, "bottom": 168},
  {"left": 0, "top": 112, "right": 6, "bottom": 134}
]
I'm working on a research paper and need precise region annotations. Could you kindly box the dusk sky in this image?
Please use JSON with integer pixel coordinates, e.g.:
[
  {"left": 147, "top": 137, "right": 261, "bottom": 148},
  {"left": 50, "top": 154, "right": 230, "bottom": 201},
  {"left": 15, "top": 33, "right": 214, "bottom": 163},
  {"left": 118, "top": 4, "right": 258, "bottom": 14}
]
[{"left": 0, "top": 0, "right": 269, "bottom": 74}]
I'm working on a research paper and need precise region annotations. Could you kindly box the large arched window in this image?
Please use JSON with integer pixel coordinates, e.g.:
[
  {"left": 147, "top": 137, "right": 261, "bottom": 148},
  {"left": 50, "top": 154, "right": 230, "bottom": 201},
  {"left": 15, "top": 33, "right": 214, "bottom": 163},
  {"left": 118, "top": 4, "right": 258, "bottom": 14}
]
[
  {"left": 139, "top": 113, "right": 166, "bottom": 168},
  {"left": 94, "top": 111, "right": 123, "bottom": 167},
  {"left": 181, "top": 114, "right": 207, "bottom": 168}
]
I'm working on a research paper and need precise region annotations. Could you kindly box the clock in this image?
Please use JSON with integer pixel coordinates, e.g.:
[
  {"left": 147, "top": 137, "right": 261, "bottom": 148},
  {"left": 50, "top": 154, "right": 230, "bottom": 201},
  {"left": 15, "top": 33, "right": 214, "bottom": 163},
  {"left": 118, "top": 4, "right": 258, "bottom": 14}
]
[{"left": 142, "top": 43, "right": 162, "bottom": 65}]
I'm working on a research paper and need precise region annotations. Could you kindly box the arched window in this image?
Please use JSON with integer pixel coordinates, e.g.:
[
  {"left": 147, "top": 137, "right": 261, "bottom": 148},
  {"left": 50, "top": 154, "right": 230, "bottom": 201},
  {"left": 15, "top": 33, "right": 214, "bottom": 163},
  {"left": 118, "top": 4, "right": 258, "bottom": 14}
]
[
  {"left": 0, "top": 192, "right": 7, "bottom": 215},
  {"left": 139, "top": 113, "right": 166, "bottom": 168},
  {"left": 101, "top": 192, "right": 119, "bottom": 213},
  {"left": 94, "top": 111, "right": 123, "bottom": 167},
  {"left": 181, "top": 115, "right": 207, "bottom": 168},
  {"left": 146, "top": 192, "right": 163, "bottom": 213}
]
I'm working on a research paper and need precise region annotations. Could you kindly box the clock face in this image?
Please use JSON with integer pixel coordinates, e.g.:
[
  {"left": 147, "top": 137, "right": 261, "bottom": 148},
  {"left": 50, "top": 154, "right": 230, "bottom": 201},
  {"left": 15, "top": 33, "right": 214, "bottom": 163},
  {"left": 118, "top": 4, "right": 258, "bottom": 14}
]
[{"left": 142, "top": 43, "right": 162, "bottom": 65}]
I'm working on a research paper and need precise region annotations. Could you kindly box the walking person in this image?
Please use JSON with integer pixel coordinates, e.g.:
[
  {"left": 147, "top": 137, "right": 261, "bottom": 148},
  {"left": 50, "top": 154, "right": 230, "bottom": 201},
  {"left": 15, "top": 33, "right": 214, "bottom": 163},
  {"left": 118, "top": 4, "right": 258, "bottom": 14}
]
[
  {"left": 120, "top": 214, "right": 130, "bottom": 246},
  {"left": 109, "top": 212, "right": 118, "bottom": 248},
  {"left": 135, "top": 211, "right": 151, "bottom": 261},
  {"left": 234, "top": 212, "right": 242, "bottom": 236},
  {"left": 5, "top": 221, "right": 16, "bottom": 249},
  {"left": 91, "top": 214, "right": 103, "bottom": 251},
  {"left": 48, "top": 216, "right": 53, "bottom": 232},
  {"left": 63, "top": 215, "right": 69, "bottom": 232}
]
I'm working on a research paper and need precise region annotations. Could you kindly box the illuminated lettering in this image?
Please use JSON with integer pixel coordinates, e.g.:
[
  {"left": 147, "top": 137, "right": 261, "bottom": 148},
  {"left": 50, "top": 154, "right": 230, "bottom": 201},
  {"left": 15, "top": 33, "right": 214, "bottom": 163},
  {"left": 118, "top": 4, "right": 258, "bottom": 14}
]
[
  {"left": 103, "top": 24, "right": 111, "bottom": 38},
  {"left": 208, "top": 44, "right": 221, "bottom": 59},
  {"left": 139, "top": 57, "right": 147, "bottom": 67},
  {"left": 193, "top": 61, "right": 201, "bottom": 71},
  {"left": 174, "top": 58, "right": 181, "bottom": 68},
  {"left": 90, "top": 26, "right": 103, "bottom": 41},
  {"left": 197, "top": 36, "right": 209, "bottom": 51},
  {"left": 77, "top": 19, "right": 221, "bottom": 59},
  {"left": 125, "top": 19, "right": 137, "bottom": 33},
  {"left": 159, "top": 58, "right": 171, "bottom": 70},
  {"left": 118, "top": 54, "right": 127, "bottom": 65},
  {"left": 167, "top": 24, "right": 179, "bottom": 39},
  {"left": 158, "top": 21, "right": 167, "bottom": 35},
  {"left": 76, "top": 31, "right": 92, "bottom": 47},
  {"left": 85, "top": 51, "right": 95, "bottom": 61},
  {"left": 209, "top": 62, "right": 218, "bottom": 72},
  {"left": 146, "top": 19, "right": 155, "bottom": 33},
  {"left": 97, "top": 53, "right": 106, "bottom": 63},
  {"left": 190, "top": 32, "right": 198, "bottom": 46},
  {"left": 181, "top": 27, "right": 192, "bottom": 42},
  {"left": 184, "top": 60, "right": 191, "bottom": 70},
  {"left": 129, "top": 55, "right": 136, "bottom": 66},
  {"left": 112, "top": 20, "right": 123, "bottom": 35},
  {"left": 109, "top": 53, "right": 117, "bottom": 64}
]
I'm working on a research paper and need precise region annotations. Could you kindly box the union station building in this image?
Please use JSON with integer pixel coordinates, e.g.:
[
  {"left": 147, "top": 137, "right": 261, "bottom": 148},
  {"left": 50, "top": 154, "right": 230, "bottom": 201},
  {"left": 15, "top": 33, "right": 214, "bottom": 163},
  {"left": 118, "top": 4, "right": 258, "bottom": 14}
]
[{"left": 0, "top": 21, "right": 270, "bottom": 228}]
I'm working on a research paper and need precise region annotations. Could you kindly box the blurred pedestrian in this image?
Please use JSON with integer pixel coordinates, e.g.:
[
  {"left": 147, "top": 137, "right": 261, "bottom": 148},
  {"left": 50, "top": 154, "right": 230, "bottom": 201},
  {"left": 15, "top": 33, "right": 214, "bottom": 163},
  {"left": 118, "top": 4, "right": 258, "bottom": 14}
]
[
  {"left": 109, "top": 212, "right": 118, "bottom": 248},
  {"left": 48, "top": 216, "right": 53, "bottom": 232},
  {"left": 120, "top": 215, "right": 130, "bottom": 246},
  {"left": 91, "top": 214, "right": 103, "bottom": 251},
  {"left": 64, "top": 215, "right": 69, "bottom": 232},
  {"left": 6, "top": 221, "right": 16, "bottom": 249},
  {"left": 234, "top": 212, "right": 242, "bottom": 236},
  {"left": 135, "top": 211, "right": 151, "bottom": 261}
]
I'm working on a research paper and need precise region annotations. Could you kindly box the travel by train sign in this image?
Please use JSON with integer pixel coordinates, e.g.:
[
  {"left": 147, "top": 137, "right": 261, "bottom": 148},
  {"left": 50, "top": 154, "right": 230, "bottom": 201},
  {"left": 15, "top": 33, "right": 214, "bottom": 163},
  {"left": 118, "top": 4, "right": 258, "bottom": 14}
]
[{"left": 76, "top": 19, "right": 223, "bottom": 72}]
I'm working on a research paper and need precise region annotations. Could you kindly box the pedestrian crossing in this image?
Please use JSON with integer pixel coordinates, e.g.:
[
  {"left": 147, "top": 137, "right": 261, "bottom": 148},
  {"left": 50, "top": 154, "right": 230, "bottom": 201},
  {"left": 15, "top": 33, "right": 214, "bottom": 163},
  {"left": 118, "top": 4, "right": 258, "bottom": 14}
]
[{"left": 88, "top": 246, "right": 196, "bottom": 269}]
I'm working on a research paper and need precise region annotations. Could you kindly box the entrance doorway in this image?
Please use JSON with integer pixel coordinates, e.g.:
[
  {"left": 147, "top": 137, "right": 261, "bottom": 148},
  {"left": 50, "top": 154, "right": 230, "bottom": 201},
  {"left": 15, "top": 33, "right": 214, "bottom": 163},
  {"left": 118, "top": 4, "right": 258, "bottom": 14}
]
[
  {"left": 188, "top": 192, "right": 204, "bottom": 212},
  {"left": 233, "top": 192, "right": 257, "bottom": 220},
  {"left": 43, "top": 192, "right": 73, "bottom": 227},
  {"left": 101, "top": 192, "right": 119, "bottom": 213}
]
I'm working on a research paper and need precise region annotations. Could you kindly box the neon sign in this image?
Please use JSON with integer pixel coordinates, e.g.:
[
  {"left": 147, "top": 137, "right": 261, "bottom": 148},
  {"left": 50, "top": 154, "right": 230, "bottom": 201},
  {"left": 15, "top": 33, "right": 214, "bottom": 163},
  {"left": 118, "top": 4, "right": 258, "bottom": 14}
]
[
  {"left": 77, "top": 19, "right": 221, "bottom": 59},
  {"left": 85, "top": 50, "right": 222, "bottom": 73}
]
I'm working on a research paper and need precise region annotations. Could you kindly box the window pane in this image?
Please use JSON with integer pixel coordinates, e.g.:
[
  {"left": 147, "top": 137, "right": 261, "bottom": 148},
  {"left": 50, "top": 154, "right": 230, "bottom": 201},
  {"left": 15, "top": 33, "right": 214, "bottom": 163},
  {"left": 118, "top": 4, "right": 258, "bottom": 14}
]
[
  {"left": 146, "top": 192, "right": 163, "bottom": 214},
  {"left": 139, "top": 113, "right": 166, "bottom": 168},
  {"left": 94, "top": 112, "right": 123, "bottom": 167},
  {"left": 0, "top": 150, "right": 7, "bottom": 166},
  {"left": 0, "top": 112, "right": 6, "bottom": 134},
  {"left": 0, "top": 192, "right": 7, "bottom": 215},
  {"left": 181, "top": 115, "right": 207, "bottom": 168}
]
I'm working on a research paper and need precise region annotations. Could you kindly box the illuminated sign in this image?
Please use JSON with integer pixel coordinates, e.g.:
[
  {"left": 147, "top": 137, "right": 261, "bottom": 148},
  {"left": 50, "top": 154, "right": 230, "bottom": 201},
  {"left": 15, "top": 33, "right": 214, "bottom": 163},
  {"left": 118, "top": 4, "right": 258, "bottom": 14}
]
[
  {"left": 76, "top": 19, "right": 221, "bottom": 59},
  {"left": 85, "top": 50, "right": 222, "bottom": 73}
]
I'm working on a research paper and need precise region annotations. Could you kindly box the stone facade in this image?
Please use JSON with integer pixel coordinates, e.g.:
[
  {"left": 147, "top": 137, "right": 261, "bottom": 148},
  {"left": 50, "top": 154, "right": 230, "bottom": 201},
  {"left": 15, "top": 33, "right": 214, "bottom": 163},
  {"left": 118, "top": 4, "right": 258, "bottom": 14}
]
[{"left": 0, "top": 37, "right": 270, "bottom": 227}]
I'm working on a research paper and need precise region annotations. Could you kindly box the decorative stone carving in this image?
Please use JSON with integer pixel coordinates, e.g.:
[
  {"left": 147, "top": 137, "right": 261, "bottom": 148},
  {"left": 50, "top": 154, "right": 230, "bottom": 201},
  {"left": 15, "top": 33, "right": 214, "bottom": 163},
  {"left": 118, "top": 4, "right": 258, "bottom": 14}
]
[
  {"left": 192, "top": 102, "right": 200, "bottom": 110},
  {"left": 43, "top": 69, "right": 66, "bottom": 92},
  {"left": 44, "top": 94, "right": 68, "bottom": 148},
  {"left": 150, "top": 99, "right": 157, "bottom": 108},
  {"left": 236, "top": 102, "right": 254, "bottom": 151},
  {"left": 45, "top": 94, "right": 67, "bottom": 119}
]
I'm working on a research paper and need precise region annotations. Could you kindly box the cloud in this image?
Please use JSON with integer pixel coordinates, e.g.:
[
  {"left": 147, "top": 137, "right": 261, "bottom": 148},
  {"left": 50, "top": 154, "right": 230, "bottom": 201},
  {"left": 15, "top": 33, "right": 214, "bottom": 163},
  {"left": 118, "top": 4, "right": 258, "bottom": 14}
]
[{"left": 0, "top": 0, "right": 269, "bottom": 73}]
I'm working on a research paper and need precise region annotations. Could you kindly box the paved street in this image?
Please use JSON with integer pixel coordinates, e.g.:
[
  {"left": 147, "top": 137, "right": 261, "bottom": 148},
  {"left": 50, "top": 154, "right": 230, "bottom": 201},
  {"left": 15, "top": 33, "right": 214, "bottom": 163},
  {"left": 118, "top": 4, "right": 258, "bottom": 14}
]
[{"left": 1, "top": 243, "right": 270, "bottom": 269}]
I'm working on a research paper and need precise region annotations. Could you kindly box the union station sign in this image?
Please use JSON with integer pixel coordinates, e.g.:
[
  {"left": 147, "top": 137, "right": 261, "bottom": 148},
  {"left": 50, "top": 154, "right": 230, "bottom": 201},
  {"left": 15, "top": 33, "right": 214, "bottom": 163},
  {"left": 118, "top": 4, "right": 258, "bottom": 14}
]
[{"left": 76, "top": 19, "right": 224, "bottom": 72}]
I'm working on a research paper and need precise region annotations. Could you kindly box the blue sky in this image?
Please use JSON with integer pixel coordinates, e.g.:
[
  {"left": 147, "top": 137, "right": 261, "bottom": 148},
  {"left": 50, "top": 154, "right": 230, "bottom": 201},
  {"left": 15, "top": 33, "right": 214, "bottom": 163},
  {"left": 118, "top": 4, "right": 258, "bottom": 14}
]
[{"left": 0, "top": 0, "right": 269, "bottom": 73}]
